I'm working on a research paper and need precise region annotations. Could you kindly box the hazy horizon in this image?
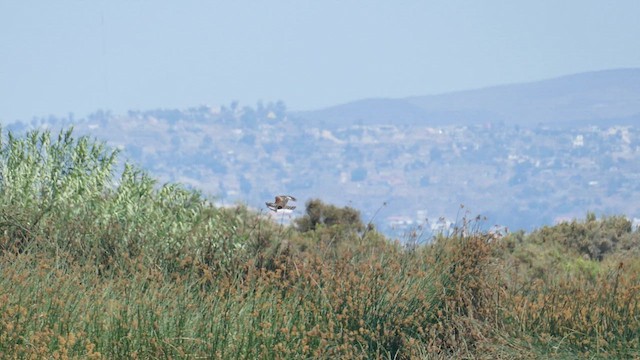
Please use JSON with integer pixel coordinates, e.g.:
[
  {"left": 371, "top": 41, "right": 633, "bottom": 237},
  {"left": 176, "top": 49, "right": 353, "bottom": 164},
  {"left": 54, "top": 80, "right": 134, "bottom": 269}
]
[{"left": 2, "top": 1, "right": 640, "bottom": 122}]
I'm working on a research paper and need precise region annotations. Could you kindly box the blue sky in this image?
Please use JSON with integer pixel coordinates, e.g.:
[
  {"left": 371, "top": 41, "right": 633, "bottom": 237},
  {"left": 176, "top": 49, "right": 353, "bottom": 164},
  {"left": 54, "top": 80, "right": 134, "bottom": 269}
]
[{"left": 1, "top": 1, "right": 639, "bottom": 122}]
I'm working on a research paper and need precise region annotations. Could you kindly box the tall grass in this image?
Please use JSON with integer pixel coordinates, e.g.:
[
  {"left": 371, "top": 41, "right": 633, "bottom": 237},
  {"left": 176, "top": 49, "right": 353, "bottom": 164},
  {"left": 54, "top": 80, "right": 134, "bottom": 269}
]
[
  {"left": 0, "top": 128, "right": 258, "bottom": 274},
  {"left": 1, "top": 127, "right": 639, "bottom": 358},
  {"left": 500, "top": 237, "right": 640, "bottom": 358},
  {"left": 1, "top": 242, "right": 445, "bottom": 358}
]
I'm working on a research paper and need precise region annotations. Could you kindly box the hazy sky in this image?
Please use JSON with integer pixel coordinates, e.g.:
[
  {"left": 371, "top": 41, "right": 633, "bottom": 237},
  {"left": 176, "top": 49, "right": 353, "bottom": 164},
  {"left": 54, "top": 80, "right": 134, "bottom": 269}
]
[{"left": 2, "top": 1, "right": 640, "bottom": 122}]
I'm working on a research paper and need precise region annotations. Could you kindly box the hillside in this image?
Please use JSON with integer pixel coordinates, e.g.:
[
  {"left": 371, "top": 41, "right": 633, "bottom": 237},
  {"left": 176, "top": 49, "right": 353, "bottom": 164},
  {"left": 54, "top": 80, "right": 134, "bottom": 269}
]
[
  {"left": 6, "top": 68, "right": 640, "bottom": 236},
  {"left": 298, "top": 68, "right": 640, "bottom": 127}
]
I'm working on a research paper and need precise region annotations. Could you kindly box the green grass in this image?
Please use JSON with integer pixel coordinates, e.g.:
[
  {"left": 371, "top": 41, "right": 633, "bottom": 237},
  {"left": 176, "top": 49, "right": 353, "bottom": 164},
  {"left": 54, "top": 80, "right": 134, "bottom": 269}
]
[{"left": 1, "top": 246, "right": 442, "bottom": 359}]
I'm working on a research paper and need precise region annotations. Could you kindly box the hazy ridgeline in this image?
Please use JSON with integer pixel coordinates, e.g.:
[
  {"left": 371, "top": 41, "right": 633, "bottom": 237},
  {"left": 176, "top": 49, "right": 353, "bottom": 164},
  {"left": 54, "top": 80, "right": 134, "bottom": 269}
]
[{"left": 1, "top": 128, "right": 639, "bottom": 359}]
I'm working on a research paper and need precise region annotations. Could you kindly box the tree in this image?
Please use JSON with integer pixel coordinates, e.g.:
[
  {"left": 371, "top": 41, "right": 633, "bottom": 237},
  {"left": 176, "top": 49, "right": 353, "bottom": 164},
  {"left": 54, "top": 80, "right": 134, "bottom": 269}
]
[{"left": 295, "top": 199, "right": 364, "bottom": 234}]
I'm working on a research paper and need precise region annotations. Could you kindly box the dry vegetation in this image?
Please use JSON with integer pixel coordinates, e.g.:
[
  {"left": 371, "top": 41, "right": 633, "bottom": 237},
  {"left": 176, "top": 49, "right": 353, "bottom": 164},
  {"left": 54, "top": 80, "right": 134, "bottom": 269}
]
[{"left": 1, "top": 128, "right": 639, "bottom": 359}]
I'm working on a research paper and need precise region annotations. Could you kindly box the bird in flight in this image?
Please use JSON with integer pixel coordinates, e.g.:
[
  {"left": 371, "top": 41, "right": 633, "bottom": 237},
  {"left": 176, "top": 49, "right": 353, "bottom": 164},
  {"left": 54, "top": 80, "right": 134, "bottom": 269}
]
[{"left": 266, "top": 195, "right": 297, "bottom": 212}]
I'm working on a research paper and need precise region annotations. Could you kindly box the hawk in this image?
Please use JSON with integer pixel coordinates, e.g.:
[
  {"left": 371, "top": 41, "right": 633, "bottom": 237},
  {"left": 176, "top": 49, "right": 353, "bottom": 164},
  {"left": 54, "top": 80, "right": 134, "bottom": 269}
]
[{"left": 266, "top": 195, "right": 297, "bottom": 212}]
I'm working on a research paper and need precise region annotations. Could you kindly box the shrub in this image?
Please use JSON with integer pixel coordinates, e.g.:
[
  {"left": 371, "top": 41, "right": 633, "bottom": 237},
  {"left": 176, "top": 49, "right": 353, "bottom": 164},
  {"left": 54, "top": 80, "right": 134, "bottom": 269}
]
[
  {"left": 295, "top": 198, "right": 364, "bottom": 234},
  {"left": 526, "top": 213, "right": 636, "bottom": 261},
  {"left": 0, "top": 128, "right": 252, "bottom": 275}
]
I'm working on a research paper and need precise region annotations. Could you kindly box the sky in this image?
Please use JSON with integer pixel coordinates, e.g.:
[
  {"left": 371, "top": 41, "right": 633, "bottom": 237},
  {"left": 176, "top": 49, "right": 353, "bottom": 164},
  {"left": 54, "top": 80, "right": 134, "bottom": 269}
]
[{"left": 1, "top": 1, "right": 640, "bottom": 122}]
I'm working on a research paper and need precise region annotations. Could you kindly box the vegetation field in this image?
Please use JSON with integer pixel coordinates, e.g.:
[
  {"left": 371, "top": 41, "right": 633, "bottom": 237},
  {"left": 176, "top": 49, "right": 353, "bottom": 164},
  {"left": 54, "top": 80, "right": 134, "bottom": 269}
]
[{"left": 1, "top": 128, "right": 639, "bottom": 359}]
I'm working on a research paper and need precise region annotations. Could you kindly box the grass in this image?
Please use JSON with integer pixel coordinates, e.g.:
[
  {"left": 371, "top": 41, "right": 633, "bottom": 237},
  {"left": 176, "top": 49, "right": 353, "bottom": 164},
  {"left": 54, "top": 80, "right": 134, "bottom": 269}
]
[
  {"left": 1, "top": 244, "right": 442, "bottom": 359},
  {"left": 1, "top": 128, "right": 640, "bottom": 359}
]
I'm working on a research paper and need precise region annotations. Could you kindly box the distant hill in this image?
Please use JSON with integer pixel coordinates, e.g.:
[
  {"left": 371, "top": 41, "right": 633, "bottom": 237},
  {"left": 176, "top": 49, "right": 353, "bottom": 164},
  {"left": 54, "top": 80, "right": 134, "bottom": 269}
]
[
  {"left": 8, "top": 68, "right": 640, "bottom": 237},
  {"left": 296, "top": 68, "right": 640, "bottom": 127}
]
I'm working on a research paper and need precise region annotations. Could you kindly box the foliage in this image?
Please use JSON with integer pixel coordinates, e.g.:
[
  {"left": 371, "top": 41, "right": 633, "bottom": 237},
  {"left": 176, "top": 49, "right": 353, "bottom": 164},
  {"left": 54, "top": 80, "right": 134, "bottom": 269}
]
[
  {"left": 519, "top": 212, "right": 638, "bottom": 261},
  {"left": 1, "top": 127, "right": 640, "bottom": 358},
  {"left": 295, "top": 198, "right": 364, "bottom": 233},
  {"left": 0, "top": 128, "right": 263, "bottom": 275},
  {"left": 499, "top": 214, "right": 640, "bottom": 357}
]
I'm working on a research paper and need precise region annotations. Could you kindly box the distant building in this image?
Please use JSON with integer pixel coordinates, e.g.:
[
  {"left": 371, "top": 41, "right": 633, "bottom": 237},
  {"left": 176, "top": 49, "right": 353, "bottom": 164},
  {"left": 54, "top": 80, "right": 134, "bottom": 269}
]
[{"left": 387, "top": 216, "right": 414, "bottom": 228}]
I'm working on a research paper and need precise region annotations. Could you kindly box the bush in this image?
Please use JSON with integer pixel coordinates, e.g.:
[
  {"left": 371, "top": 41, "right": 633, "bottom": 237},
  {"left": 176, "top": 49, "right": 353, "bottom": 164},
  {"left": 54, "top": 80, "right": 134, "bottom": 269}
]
[
  {"left": 525, "top": 212, "right": 636, "bottom": 261},
  {"left": 295, "top": 198, "right": 364, "bottom": 233},
  {"left": 0, "top": 128, "right": 254, "bottom": 275}
]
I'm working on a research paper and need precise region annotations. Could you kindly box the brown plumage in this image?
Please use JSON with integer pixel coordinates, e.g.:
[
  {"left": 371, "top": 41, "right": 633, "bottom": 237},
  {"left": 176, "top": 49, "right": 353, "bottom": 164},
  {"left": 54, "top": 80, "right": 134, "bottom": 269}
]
[{"left": 266, "top": 195, "right": 297, "bottom": 212}]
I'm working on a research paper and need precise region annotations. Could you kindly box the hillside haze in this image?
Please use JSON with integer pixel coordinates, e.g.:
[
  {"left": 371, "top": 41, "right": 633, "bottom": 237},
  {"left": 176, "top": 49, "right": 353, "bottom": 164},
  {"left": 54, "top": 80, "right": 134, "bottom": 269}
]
[
  {"left": 298, "top": 68, "right": 640, "bottom": 127},
  {"left": 9, "top": 68, "right": 640, "bottom": 236}
]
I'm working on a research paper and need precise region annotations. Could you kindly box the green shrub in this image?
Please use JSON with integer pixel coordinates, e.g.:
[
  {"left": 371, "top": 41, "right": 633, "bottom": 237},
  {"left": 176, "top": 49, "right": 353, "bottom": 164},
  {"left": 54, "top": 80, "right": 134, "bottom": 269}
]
[
  {"left": 526, "top": 213, "right": 636, "bottom": 261},
  {"left": 0, "top": 128, "right": 253, "bottom": 274}
]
